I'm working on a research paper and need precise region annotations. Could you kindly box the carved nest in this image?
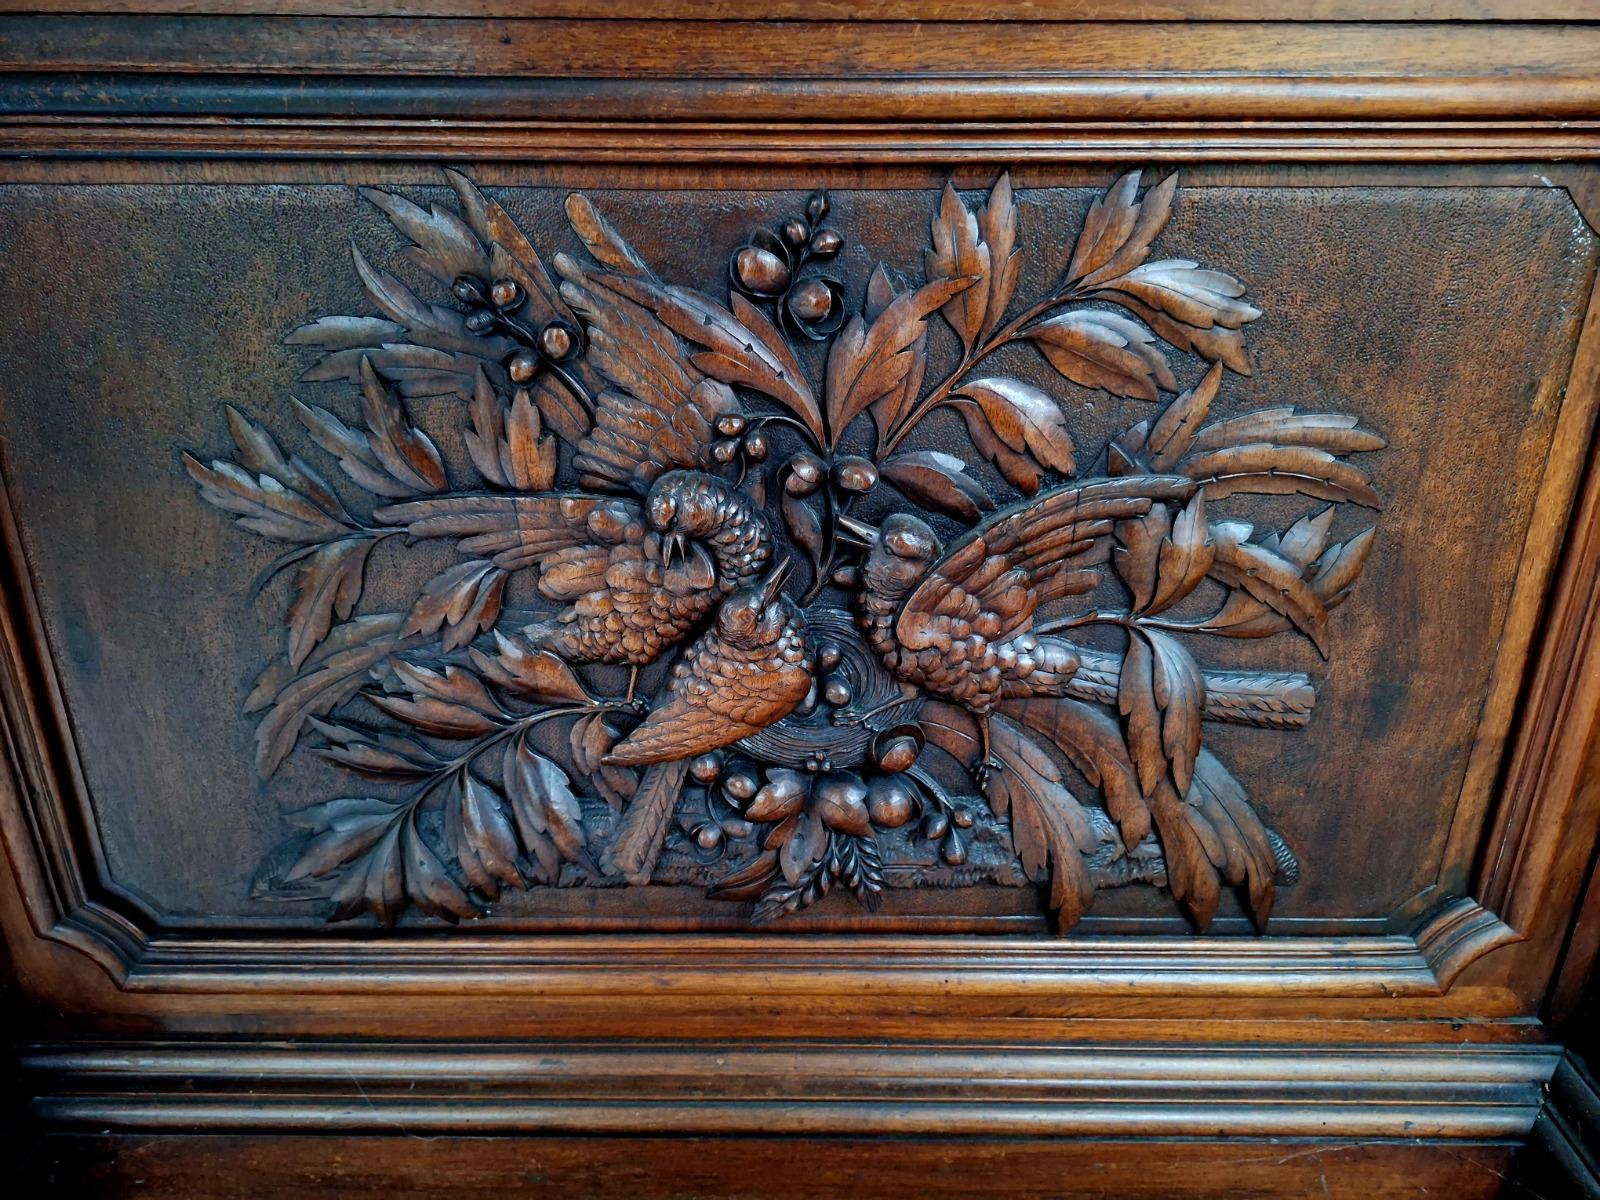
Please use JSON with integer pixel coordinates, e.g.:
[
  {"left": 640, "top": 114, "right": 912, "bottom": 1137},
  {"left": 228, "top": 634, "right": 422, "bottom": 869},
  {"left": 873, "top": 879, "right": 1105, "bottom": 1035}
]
[{"left": 735, "top": 606, "right": 921, "bottom": 772}]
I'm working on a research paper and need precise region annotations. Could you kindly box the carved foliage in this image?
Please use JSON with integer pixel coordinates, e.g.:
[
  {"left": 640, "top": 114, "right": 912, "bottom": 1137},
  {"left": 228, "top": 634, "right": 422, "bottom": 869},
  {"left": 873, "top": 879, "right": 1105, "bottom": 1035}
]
[{"left": 188, "top": 169, "right": 1385, "bottom": 932}]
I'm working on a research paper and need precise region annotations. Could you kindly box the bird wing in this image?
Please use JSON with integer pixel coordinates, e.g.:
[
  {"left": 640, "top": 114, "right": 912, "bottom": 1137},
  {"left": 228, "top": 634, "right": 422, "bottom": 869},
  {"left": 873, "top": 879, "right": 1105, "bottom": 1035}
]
[
  {"left": 374, "top": 493, "right": 643, "bottom": 570},
  {"left": 604, "top": 667, "right": 773, "bottom": 767},
  {"left": 897, "top": 475, "right": 1197, "bottom": 651},
  {"left": 554, "top": 256, "right": 741, "bottom": 494}
]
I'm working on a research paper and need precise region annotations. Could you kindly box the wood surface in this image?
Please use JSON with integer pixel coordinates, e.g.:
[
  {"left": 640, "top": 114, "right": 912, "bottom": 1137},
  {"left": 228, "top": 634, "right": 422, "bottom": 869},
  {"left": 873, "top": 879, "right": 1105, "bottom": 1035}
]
[{"left": 3, "top": 3, "right": 1600, "bottom": 1196}]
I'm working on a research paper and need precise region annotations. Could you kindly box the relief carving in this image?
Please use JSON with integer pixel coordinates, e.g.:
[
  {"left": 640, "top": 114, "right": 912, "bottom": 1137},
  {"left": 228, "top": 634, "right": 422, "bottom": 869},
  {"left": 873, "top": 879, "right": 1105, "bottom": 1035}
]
[{"left": 184, "top": 169, "right": 1383, "bottom": 931}]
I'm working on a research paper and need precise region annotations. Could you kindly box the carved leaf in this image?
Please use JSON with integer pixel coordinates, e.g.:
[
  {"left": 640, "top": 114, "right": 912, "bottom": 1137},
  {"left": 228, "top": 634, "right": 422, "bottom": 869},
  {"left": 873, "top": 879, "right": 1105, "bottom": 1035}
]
[
  {"left": 1197, "top": 524, "right": 1374, "bottom": 640},
  {"left": 570, "top": 713, "right": 635, "bottom": 811},
  {"left": 1067, "top": 171, "right": 1176, "bottom": 287},
  {"left": 1106, "top": 292, "right": 1252, "bottom": 375},
  {"left": 468, "top": 630, "right": 594, "bottom": 705},
  {"left": 602, "top": 273, "right": 822, "bottom": 446},
  {"left": 286, "top": 537, "right": 375, "bottom": 668},
  {"left": 402, "top": 559, "right": 508, "bottom": 652},
  {"left": 251, "top": 613, "right": 410, "bottom": 776},
  {"left": 309, "top": 719, "right": 440, "bottom": 779},
  {"left": 1118, "top": 628, "right": 1204, "bottom": 796},
  {"left": 1105, "top": 260, "right": 1261, "bottom": 331},
  {"left": 1207, "top": 522, "right": 1332, "bottom": 655},
  {"left": 1146, "top": 362, "right": 1223, "bottom": 469},
  {"left": 565, "top": 192, "right": 654, "bottom": 279},
  {"left": 864, "top": 264, "right": 928, "bottom": 443},
  {"left": 1114, "top": 503, "right": 1170, "bottom": 614},
  {"left": 322, "top": 819, "right": 404, "bottom": 924},
  {"left": 465, "top": 369, "right": 559, "bottom": 491},
  {"left": 957, "top": 401, "right": 1041, "bottom": 495},
  {"left": 1027, "top": 310, "right": 1176, "bottom": 401},
  {"left": 223, "top": 405, "right": 353, "bottom": 524},
  {"left": 1004, "top": 698, "right": 1149, "bottom": 849},
  {"left": 504, "top": 734, "right": 597, "bottom": 878},
  {"left": 368, "top": 661, "right": 503, "bottom": 738},
  {"left": 1149, "top": 492, "right": 1214, "bottom": 615},
  {"left": 985, "top": 715, "right": 1096, "bottom": 931},
  {"left": 1180, "top": 442, "right": 1384, "bottom": 509},
  {"left": 976, "top": 172, "right": 1021, "bottom": 340},
  {"left": 359, "top": 186, "right": 486, "bottom": 288},
  {"left": 401, "top": 815, "right": 479, "bottom": 923},
  {"left": 282, "top": 796, "right": 402, "bottom": 885},
  {"left": 826, "top": 274, "right": 979, "bottom": 440},
  {"left": 446, "top": 773, "right": 523, "bottom": 898},
  {"left": 1189, "top": 407, "right": 1387, "bottom": 457},
  {"left": 357, "top": 358, "right": 447, "bottom": 493},
  {"left": 879, "top": 451, "right": 994, "bottom": 522},
  {"left": 183, "top": 452, "right": 351, "bottom": 545},
  {"left": 926, "top": 182, "right": 991, "bottom": 350},
  {"left": 953, "top": 377, "right": 1076, "bottom": 477}
]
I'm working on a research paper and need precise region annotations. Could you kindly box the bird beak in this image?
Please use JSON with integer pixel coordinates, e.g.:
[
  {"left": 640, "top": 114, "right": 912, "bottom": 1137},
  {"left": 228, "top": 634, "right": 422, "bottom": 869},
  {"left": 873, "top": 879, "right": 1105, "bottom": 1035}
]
[
  {"left": 834, "top": 515, "right": 879, "bottom": 548},
  {"left": 663, "top": 532, "right": 687, "bottom": 568},
  {"left": 761, "top": 557, "right": 794, "bottom": 605}
]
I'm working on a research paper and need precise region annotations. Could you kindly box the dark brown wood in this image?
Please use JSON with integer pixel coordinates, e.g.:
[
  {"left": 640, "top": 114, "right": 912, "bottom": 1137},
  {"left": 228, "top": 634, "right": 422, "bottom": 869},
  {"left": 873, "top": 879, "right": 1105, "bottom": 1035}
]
[{"left": 4, "top": 3, "right": 1600, "bottom": 1195}]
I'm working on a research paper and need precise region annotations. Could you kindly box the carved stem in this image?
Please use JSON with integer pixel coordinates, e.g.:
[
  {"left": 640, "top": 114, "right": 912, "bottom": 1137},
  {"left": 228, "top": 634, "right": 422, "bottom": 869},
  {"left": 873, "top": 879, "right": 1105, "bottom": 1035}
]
[{"left": 879, "top": 287, "right": 1084, "bottom": 457}]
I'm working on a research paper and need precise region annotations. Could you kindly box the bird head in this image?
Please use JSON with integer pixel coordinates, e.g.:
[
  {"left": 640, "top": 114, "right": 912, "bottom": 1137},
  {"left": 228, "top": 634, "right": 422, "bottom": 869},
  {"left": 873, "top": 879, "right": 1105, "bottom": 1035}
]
[
  {"left": 715, "top": 558, "right": 797, "bottom": 650},
  {"left": 646, "top": 470, "right": 731, "bottom": 567},
  {"left": 837, "top": 512, "right": 942, "bottom": 602}
]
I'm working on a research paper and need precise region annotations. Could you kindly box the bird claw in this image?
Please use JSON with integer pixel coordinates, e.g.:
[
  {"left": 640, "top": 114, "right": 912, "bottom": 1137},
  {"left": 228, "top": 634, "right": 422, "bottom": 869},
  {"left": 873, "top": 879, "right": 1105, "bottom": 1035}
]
[
  {"left": 830, "top": 708, "right": 864, "bottom": 728},
  {"left": 972, "top": 757, "right": 1004, "bottom": 792}
]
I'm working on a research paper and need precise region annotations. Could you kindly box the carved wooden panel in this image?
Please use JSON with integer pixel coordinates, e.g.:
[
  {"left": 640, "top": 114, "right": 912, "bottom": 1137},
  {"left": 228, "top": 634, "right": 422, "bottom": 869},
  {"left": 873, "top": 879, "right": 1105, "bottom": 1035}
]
[{"left": 0, "top": 166, "right": 1589, "bottom": 945}]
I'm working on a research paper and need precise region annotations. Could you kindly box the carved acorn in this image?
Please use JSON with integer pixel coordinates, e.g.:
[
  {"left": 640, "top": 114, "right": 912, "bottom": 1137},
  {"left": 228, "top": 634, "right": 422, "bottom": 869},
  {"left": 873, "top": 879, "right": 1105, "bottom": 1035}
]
[
  {"left": 783, "top": 276, "right": 846, "bottom": 340},
  {"left": 783, "top": 451, "right": 826, "bottom": 496},
  {"left": 815, "top": 772, "right": 871, "bottom": 837},
  {"left": 866, "top": 777, "right": 916, "bottom": 829},
  {"left": 732, "top": 243, "right": 792, "bottom": 297}
]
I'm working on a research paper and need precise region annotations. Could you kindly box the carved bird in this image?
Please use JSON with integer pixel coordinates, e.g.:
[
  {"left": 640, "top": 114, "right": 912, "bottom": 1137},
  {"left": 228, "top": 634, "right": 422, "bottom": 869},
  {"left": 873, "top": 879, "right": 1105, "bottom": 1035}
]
[
  {"left": 838, "top": 475, "right": 1196, "bottom": 783},
  {"left": 378, "top": 256, "right": 773, "bottom": 700},
  {"left": 600, "top": 560, "right": 812, "bottom": 881},
  {"left": 606, "top": 559, "right": 810, "bottom": 767}
]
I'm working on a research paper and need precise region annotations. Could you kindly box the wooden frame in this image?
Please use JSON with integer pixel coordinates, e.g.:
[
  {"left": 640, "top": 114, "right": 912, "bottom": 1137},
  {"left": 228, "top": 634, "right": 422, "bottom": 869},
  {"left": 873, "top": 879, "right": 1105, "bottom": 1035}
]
[{"left": 4, "top": 7, "right": 1600, "bottom": 1193}]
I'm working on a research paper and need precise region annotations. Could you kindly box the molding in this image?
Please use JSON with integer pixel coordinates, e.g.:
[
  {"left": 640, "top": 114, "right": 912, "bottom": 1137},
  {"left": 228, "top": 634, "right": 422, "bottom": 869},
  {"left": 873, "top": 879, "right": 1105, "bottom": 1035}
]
[
  {"left": 19, "top": 1038, "right": 1563, "bottom": 1139},
  {"left": 1521, "top": 1051, "right": 1600, "bottom": 1198},
  {"left": 13, "top": 116, "right": 1600, "bottom": 163},
  {"left": 3, "top": 18, "right": 1600, "bottom": 124}
]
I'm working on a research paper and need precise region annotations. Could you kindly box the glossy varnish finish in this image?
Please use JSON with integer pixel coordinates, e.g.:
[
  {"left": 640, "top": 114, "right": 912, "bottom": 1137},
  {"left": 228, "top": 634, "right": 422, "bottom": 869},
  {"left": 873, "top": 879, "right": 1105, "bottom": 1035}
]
[{"left": 4, "top": 4, "right": 1600, "bottom": 1196}]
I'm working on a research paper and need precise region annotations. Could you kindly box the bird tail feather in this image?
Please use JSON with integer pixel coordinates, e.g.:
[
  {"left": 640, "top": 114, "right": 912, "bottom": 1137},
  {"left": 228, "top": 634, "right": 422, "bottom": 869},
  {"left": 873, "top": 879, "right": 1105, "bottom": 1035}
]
[{"left": 600, "top": 758, "right": 689, "bottom": 885}]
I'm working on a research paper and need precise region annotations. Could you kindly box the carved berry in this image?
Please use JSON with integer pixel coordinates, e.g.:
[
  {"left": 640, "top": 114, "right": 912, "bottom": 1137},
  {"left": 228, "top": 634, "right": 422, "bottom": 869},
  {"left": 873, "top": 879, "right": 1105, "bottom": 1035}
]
[
  {"left": 539, "top": 321, "right": 577, "bottom": 361},
  {"left": 463, "top": 308, "right": 497, "bottom": 334},
  {"left": 742, "top": 430, "right": 770, "bottom": 462},
  {"left": 723, "top": 769, "right": 759, "bottom": 802},
  {"left": 809, "top": 228, "right": 843, "bottom": 258},
  {"left": 832, "top": 456, "right": 878, "bottom": 494},
  {"left": 489, "top": 277, "right": 522, "bottom": 310},
  {"left": 507, "top": 350, "right": 540, "bottom": 384},
  {"left": 781, "top": 217, "right": 812, "bottom": 249},
  {"left": 716, "top": 413, "right": 748, "bottom": 437},
  {"left": 689, "top": 752, "right": 724, "bottom": 785}
]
